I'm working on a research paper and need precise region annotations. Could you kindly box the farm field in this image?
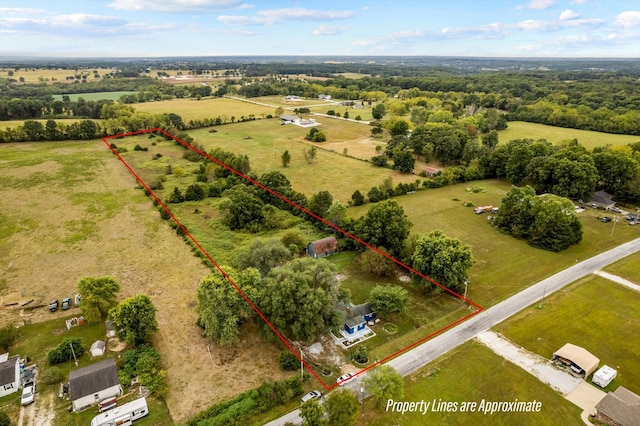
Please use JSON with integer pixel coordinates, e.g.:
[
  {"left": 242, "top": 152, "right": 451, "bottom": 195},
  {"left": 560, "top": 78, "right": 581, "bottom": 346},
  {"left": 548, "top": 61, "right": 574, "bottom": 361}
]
[
  {"left": 1, "top": 67, "right": 114, "bottom": 84},
  {"left": 246, "top": 95, "right": 333, "bottom": 108},
  {"left": 309, "top": 104, "right": 375, "bottom": 122},
  {"left": 498, "top": 121, "right": 640, "bottom": 149},
  {"left": 603, "top": 253, "right": 640, "bottom": 282},
  {"left": 0, "top": 140, "right": 291, "bottom": 422},
  {"left": 187, "top": 120, "right": 419, "bottom": 201},
  {"left": 51, "top": 91, "right": 137, "bottom": 102},
  {"left": 347, "top": 181, "right": 640, "bottom": 308},
  {"left": 357, "top": 340, "right": 583, "bottom": 426},
  {"left": 495, "top": 274, "right": 640, "bottom": 394},
  {"left": 132, "top": 97, "right": 276, "bottom": 122}
]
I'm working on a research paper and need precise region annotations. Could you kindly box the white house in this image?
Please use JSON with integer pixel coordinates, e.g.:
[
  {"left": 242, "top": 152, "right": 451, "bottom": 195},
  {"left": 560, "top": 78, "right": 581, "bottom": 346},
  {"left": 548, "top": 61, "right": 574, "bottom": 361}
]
[
  {"left": 0, "top": 354, "right": 20, "bottom": 398},
  {"left": 69, "top": 358, "right": 122, "bottom": 411}
]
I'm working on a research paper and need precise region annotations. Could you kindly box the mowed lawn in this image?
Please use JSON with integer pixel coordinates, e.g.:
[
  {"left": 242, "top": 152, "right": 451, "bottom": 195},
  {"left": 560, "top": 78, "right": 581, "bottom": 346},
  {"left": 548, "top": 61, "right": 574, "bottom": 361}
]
[
  {"left": 357, "top": 340, "right": 582, "bottom": 426},
  {"left": 188, "top": 120, "right": 419, "bottom": 201},
  {"left": 347, "top": 181, "right": 640, "bottom": 308},
  {"left": 245, "top": 95, "right": 330, "bottom": 108},
  {"left": 603, "top": 253, "right": 640, "bottom": 283},
  {"left": 495, "top": 274, "right": 640, "bottom": 394},
  {"left": 499, "top": 121, "right": 640, "bottom": 149},
  {"left": 133, "top": 97, "right": 276, "bottom": 122}
]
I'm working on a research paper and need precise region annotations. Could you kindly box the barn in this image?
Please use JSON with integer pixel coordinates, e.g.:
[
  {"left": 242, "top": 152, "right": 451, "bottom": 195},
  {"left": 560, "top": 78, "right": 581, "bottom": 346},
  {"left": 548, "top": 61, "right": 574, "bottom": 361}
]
[
  {"left": 307, "top": 237, "right": 338, "bottom": 258},
  {"left": 552, "top": 343, "right": 600, "bottom": 377}
]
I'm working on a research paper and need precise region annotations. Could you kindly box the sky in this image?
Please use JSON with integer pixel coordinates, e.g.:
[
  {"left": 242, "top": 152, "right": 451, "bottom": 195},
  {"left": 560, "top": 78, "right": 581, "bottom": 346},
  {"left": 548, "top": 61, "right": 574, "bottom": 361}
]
[{"left": 0, "top": 0, "right": 639, "bottom": 58}]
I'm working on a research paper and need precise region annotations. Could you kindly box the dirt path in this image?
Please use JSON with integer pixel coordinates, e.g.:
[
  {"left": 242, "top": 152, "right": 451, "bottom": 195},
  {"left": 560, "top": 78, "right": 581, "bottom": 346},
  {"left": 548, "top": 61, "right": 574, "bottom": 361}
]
[{"left": 32, "top": 393, "right": 56, "bottom": 426}]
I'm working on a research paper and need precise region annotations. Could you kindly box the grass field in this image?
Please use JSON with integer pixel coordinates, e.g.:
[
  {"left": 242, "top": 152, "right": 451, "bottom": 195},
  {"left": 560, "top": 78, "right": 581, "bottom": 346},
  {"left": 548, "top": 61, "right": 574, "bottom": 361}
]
[
  {"left": 0, "top": 140, "right": 290, "bottom": 422},
  {"left": 309, "top": 104, "right": 375, "bottom": 122},
  {"left": 495, "top": 274, "right": 640, "bottom": 394},
  {"left": 51, "top": 91, "right": 137, "bottom": 102},
  {"left": 356, "top": 340, "right": 583, "bottom": 426},
  {"left": 347, "top": 181, "right": 640, "bottom": 308},
  {"left": 132, "top": 97, "right": 276, "bottom": 122},
  {"left": 499, "top": 121, "right": 640, "bottom": 150},
  {"left": 186, "top": 120, "right": 418, "bottom": 201},
  {"left": 603, "top": 252, "right": 640, "bottom": 282},
  {"left": 246, "top": 95, "right": 331, "bottom": 108},
  {"left": 1, "top": 67, "right": 114, "bottom": 84}
]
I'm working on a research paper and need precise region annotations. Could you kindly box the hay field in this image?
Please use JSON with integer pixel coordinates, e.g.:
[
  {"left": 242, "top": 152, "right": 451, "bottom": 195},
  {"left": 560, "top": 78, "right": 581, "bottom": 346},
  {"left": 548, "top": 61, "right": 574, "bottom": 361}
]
[
  {"left": 499, "top": 121, "right": 640, "bottom": 149},
  {"left": 132, "top": 97, "right": 276, "bottom": 122},
  {"left": 0, "top": 140, "right": 289, "bottom": 422},
  {"left": 1, "top": 67, "right": 114, "bottom": 84}
]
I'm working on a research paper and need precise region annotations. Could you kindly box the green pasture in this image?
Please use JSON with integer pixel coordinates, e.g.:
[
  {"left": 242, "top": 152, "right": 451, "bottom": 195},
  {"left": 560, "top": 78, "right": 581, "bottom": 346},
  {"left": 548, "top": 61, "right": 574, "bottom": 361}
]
[
  {"left": 347, "top": 181, "right": 639, "bottom": 308},
  {"left": 52, "top": 91, "right": 137, "bottom": 102},
  {"left": 499, "top": 121, "right": 640, "bottom": 150},
  {"left": 603, "top": 253, "right": 640, "bottom": 282},
  {"left": 496, "top": 274, "right": 640, "bottom": 394},
  {"left": 244, "top": 95, "right": 327, "bottom": 108},
  {"left": 133, "top": 97, "right": 276, "bottom": 122},
  {"left": 309, "top": 104, "right": 375, "bottom": 122},
  {"left": 358, "top": 340, "right": 582, "bottom": 426}
]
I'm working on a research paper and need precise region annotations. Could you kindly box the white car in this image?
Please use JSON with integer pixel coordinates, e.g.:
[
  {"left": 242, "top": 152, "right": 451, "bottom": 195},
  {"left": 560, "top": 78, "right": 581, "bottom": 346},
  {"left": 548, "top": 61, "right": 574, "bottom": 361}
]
[
  {"left": 300, "top": 390, "right": 322, "bottom": 403},
  {"left": 21, "top": 383, "right": 35, "bottom": 406},
  {"left": 336, "top": 373, "right": 356, "bottom": 386}
]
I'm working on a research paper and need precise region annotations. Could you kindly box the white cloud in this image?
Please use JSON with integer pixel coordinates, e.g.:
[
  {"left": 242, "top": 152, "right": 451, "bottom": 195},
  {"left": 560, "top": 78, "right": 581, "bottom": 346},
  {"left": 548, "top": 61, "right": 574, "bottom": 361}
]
[
  {"left": 570, "top": 0, "right": 588, "bottom": 4},
  {"left": 517, "top": 0, "right": 555, "bottom": 10},
  {"left": 312, "top": 24, "right": 348, "bottom": 36},
  {"left": 218, "top": 8, "right": 355, "bottom": 26},
  {"left": 613, "top": 11, "right": 640, "bottom": 28},
  {"left": 559, "top": 9, "right": 580, "bottom": 21},
  {"left": 108, "top": 0, "right": 244, "bottom": 12}
]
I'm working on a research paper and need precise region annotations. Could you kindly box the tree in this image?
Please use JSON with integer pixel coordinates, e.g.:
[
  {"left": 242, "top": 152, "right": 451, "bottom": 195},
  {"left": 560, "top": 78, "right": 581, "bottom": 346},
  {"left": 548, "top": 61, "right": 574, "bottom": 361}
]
[
  {"left": 369, "top": 285, "right": 408, "bottom": 316},
  {"left": 300, "top": 399, "right": 325, "bottom": 426},
  {"left": 220, "top": 185, "right": 264, "bottom": 230},
  {"left": 303, "top": 146, "right": 317, "bottom": 164},
  {"left": 305, "top": 127, "right": 326, "bottom": 142},
  {"left": 109, "top": 295, "right": 158, "bottom": 347},
  {"left": 279, "top": 350, "right": 300, "bottom": 371},
  {"left": 309, "top": 190, "right": 333, "bottom": 218},
  {"left": 392, "top": 149, "right": 415, "bottom": 173},
  {"left": 481, "top": 130, "right": 499, "bottom": 151},
  {"left": 195, "top": 268, "right": 259, "bottom": 346},
  {"left": 411, "top": 231, "right": 473, "bottom": 294},
  {"left": 355, "top": 200, "right": 412, "bottom": 256},
  {"left": 281, "top": 150, "right": 291, "bottom": 167},
  {"left": 351, "top": 189, "right": 365, "bottom": 206},
  {"left": 47, "top": 338, "right": 85, "bottom": 365},
  {"left": 362, "top": 365, "right": 404, "bottom": 408},
  {"left": 184, "top": 183, "right": 206, "bottom": 201},
  {"left": 256, "top": 258, "right": 340, "bottom": 341},
  {"left": 275, "top": 106, "right": 284, "bottom": 117},
  {"left": 389, "top": 119, "right": 409, "bottom": 137},
  {"left": 324, "top": 389, "right": 359, "bottom": 426},
  {"left": 325, "top": 200, "right": 347, "bottom": 227},
  {"left": 358, "top": 249, "right": 397, "bottom": 278},
  {"left": 593, "top": 150, "right": 639, "bottom": 194},
  {"left": 0, "top": 411, "right": 11, "bottom": 426},
  {"left": 121, "top": 345, "right": 167, "bottom": 398},
  {"left": 168, "top": 187, "right": 184, "bottom": 203},
  {"left": 78, "top": 276, "right": 120, "bottom": 323},
  {"left": 372, "top": 103, "right": 386, "bottom": 120},
  {"left": 0, "top": 325, "right": 19, "bottom": 352},
  {"left": 236, "top": 238, "right": 292, "bottom": 276}
]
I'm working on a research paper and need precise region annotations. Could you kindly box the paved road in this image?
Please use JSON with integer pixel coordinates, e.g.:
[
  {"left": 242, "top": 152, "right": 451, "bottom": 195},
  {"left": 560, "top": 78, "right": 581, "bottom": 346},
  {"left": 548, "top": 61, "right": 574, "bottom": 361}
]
[{"left": 266, "top": 238, "right": 640, "bottom": 425}]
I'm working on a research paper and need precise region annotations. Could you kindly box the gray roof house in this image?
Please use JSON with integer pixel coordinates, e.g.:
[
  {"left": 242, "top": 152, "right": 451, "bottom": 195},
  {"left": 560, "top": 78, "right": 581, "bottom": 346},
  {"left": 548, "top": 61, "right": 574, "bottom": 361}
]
[
  {"left": 69, "top": 358, "right": 122, "bottom": 411},
  {"left": 595, "top": 386, "right": 640, "bottom": 426},
  {"left": 590, "top": 190, "right": 615, "bottom": 210},
  {"left": 0, "top": 354, "right": 20, "bottom": 398}
]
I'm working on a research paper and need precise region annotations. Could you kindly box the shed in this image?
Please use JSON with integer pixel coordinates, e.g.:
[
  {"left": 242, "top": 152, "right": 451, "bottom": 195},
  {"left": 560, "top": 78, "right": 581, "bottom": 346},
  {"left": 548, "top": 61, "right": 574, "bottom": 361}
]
[
  {"left": 90, "top": 341, "right": 106, "bottom": 357},
  {"left": 552, "top": 343, "right": 600, "bottom": 377},
  {"left": 307, "top": 237, "right": 338, "bottom": 258},
  {"left": 595, "top": 386, "right": 640, "bottom": 426},
  {"left": 592, "top": 365, "right": 617, "bottom": 388},
  {"left": 0, "top": 355, "right": 20, "bottom": 398},
  {"left": 423, "top": 167, "right": 441, "bottom": 177},
  {"left": 105, "top": 320, "right": 115, "bottom": 338},
  {"left": 69, "top": 358, "right": 122, "bottom": 411}
]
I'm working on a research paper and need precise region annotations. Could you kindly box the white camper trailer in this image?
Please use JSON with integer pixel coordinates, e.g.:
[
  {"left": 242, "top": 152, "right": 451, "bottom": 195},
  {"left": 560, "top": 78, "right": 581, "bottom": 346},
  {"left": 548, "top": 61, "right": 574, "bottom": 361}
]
[
  {"left": 592, "top": 365, "right": 617, "bottom": 388},
  {"left": 90, "top": 397, "right": 148, "bottom": 426}
]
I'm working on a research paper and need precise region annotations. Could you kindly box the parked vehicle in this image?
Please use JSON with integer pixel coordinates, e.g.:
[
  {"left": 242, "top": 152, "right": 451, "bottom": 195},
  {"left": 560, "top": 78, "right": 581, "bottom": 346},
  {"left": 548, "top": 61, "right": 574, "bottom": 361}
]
[
  {"left": 91, "top": 397, "right": 148, "bottom": 426},
  {"left": 301, "top": 390, "right": 322, "bottom": 403},
  {"left": 48, "top": 299, "right": 59, "bottom": 312},
  {"left": 21, "top": 382, "right": 35, "bottom": 405},
  {"left": 337, "top": 372, "right": 356, "bottom": 386},
  {"left": 611, "top": 207, "right": 622, "bottom": 213},
  {"left": 74, "top": 294, "right": 82, "bottom": 307},
  {"left": 61, "top": 297, "right": 71, "bottom": 310}
]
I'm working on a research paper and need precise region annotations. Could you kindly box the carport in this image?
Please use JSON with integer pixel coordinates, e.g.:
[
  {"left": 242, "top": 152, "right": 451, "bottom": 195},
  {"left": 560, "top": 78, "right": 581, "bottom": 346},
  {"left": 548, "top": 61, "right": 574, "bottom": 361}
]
[{"left": 552, "top": 343, "right": 600, "bottom": 377}]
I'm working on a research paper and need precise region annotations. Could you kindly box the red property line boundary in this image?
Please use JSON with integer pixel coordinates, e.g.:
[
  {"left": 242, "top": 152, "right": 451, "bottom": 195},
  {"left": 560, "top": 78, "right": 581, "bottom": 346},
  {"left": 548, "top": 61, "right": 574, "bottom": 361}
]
[{"left": 102, "top": 127, "right": 484, "bottom": 390}]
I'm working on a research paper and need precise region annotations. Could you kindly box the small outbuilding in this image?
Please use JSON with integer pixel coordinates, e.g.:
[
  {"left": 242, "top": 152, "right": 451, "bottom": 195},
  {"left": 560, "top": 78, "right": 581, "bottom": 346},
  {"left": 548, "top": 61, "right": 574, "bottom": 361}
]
[
  {"left": 0, "top": 354, "right": 20, "bottom": 398},
  {"left": 89, "top": 341, "right": 106, "bottom": 358},
  {"left": 593, "top": 365, "right": 617, "bottom": 388},
  {"left": 595, "top": 386, "right": 640, "bottom": 426},
  {"left": 307, "top": 237, "right": 338, "bottom": 258},
  {"left": 552, "top": 343, "right": 600, "bottom": 377}
]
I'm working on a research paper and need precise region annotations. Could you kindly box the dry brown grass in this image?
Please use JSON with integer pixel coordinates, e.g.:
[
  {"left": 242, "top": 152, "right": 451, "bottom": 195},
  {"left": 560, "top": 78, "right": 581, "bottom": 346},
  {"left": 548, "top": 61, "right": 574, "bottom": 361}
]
[{"left": 0, "top": 140, "right": 289, "bottom": 423}]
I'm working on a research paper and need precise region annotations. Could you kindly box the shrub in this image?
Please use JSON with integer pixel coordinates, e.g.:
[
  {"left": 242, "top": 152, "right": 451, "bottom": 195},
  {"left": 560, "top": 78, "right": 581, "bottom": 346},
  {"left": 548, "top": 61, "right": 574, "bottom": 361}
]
[
  {"left": 353, "top": 345, "right": 369, "bottom": 363},
  {"left": 279, "top": 350, "right": 299, "bottom": 371},
  {"left": 0, "top": 325, "right": 19, "bottom": 352},
  {"left": 47, "top": 338, "right": 84, "bottom": 365}
]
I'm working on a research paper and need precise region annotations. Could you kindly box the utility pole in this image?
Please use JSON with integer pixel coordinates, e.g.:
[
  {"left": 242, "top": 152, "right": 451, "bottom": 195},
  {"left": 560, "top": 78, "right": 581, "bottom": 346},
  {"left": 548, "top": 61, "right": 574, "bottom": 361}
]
[
  {"left": 611, "top": 217, "right": 619, "bottom": 236},
  {"left": 70, "top": 342, "right": 78, "bottom": 367}
]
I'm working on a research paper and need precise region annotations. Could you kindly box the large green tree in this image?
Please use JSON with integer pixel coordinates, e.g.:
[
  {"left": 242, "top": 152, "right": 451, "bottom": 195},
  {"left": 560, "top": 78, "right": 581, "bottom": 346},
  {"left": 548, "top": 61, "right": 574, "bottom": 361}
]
[
  {"left": 308, "top": 190, "right": 334, "bottom": 219},
  {"left": 195, "top": 267, "right": 259, "bottom": 346},
  {"left": 220, "top": 185, "right": 264, "bottom": 230},
  {"left": 256, "top": 258, "right": 340, "bottom": 341},
  {"left": 236, "top": 238, "right": 292, "bottom": 276},
  {"left": 411, "top": 231, "right": 473, "bottom": 294},
  {"left": 109, "top": 295, "right": 158, "bottom": 347},
  {"left": 369, "top": 285, "right": 408, "bottom": 316},
  {"left": 324, "top": 389, "right": 359, "bottom": 426},
  {"left": 593, "top": 150, "right": 639, "bottom": 194},
  {"left": 78, "top": 276, "right": 120, "bottom": 323},
  {"left": 300, "top": 399, "right": 325, "bottom": 426},
  {"left": 362, "top": 365, "right": 404, "bottom": 408},
  {"left": 355, "top": 200, "right": 412, "bottom": 256}
]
